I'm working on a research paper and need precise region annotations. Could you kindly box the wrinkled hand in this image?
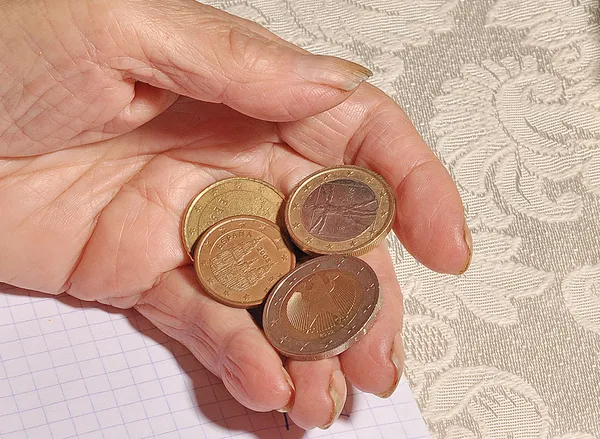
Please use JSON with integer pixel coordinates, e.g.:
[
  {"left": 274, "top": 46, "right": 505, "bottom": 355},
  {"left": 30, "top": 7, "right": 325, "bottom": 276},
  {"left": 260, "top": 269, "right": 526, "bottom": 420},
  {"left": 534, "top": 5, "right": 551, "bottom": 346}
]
[{"left": 0, "top": 0, "right": 471, "bottom": 429}]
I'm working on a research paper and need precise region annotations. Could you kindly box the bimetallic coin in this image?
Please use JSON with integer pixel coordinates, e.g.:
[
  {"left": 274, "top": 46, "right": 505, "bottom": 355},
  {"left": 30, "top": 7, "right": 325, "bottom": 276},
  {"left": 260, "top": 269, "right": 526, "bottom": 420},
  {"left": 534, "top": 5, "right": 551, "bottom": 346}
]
[
  {"left": 263, "top": 255, "right": 381, "bottom": 361},
  {"left": 285, "top": 166, "right": 395, "bottom": 256},
  {"left": 182, "top": 178, "right": 285, "bottom": 258},
  {"left": 194, "top": 216, "right": 295, "bottom": 308}
]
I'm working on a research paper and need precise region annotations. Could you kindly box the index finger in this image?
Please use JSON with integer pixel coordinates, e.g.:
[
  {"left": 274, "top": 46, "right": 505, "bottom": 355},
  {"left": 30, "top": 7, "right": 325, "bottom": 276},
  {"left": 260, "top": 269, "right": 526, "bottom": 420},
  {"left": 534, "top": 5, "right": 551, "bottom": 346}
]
[{"left": 277, "top": 83, "right": 471, "bottom": 274}]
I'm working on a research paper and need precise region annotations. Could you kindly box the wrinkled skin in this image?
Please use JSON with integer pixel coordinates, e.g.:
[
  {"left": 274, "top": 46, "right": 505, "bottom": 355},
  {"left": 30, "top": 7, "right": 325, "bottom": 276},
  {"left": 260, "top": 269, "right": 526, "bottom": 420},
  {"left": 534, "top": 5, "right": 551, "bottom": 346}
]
[{"left": 0, "top": 0, "right": 471, "bottom": 429}]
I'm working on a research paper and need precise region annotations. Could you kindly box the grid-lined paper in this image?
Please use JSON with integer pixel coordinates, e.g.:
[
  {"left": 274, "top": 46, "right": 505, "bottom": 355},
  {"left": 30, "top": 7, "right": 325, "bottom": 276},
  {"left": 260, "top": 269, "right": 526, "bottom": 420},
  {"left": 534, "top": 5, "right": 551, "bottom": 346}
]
[{"left": 0, "top": 287, "right": 431, "bottom": 439}]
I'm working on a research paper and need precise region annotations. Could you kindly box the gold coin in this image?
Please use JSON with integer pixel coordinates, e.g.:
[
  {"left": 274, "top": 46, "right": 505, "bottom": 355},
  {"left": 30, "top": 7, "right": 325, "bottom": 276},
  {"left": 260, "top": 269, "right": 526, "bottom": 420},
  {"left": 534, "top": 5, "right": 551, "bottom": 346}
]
[
  {"left": 285, "top": 166, "right": 395, "bottom": 256},
  {"left": 182, "top": 178, "right": 285, "bottom": 258},
  {"left": 263, "top": 255, "right": 381, "bottom": 360},
  {"left": 194, "top": 216, "right": 296, "bottom": 308}
]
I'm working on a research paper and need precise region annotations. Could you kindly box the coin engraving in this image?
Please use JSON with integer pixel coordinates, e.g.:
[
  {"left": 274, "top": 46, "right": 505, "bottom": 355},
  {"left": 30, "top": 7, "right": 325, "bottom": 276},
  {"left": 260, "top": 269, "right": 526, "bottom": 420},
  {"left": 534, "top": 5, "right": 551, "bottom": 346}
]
[
  {"left": 286, "top": 271, "right": 357, "bottom": 338},
  {"left": 209, "top": 234, "right": 273, "bottom": 292},
  {"left": 194, "top": 216, "right": 295, "bottom": 308}
]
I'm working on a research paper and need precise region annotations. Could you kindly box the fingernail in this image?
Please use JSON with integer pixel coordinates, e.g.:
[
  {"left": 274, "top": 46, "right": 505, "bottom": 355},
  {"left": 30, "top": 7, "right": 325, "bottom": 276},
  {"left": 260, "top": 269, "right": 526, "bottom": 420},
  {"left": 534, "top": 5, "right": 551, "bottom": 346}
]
[
  {"left": 297, "top": 54, "right": 373, "bottom": 91},
  {"left": 458, "top": 221, "right": 473, "bottom": 275},
  {"left": 320, "top": 369, "right": 346, "bottom": 429},
  {"left": 377, "top": 331, "right": 404, "bottom": 398},
  {"left": 276, "top": 367, "right": 295, "bottom": 413}
]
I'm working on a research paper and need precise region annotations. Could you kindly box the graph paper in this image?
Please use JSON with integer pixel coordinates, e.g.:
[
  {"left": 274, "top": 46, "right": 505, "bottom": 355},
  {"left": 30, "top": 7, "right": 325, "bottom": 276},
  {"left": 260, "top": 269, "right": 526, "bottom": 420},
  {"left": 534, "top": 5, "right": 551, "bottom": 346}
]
[{"left": 0, "top": 286, "right": 431, "bottom": 439}]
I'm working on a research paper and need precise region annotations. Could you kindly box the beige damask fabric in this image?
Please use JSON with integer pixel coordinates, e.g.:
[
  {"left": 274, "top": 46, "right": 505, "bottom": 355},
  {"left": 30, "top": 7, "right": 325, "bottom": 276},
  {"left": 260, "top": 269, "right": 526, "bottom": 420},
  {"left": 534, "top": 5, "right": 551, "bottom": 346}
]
[{"left": 204, "top": 0, "right": 600, "bottom": 437}]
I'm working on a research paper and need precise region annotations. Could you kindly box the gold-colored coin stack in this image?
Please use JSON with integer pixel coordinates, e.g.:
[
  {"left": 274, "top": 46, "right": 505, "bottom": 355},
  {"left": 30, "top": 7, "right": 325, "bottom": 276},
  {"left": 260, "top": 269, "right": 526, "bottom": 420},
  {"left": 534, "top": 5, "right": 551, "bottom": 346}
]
[{"left": 181, "top": 166, "right": 395, "bottom": 360}]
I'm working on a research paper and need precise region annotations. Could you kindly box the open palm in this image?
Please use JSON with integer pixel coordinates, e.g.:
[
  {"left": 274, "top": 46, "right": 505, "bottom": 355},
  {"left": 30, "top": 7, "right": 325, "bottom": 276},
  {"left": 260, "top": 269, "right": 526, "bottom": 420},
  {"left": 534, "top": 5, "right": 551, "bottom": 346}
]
[{"left": 0, "top": 0, "right": 470, "bottom": 430}]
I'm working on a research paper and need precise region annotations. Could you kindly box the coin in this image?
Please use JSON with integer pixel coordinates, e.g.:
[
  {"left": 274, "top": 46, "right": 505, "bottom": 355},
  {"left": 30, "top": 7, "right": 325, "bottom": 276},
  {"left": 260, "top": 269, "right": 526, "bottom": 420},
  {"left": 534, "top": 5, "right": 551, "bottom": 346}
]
[
  {"left": 285, "top": 166, "right": 395, "bottom": 256},
  {"left": 182, "top": 178, "right": 285, "bottom": 258},
  {"left": 263, "top": 255, "right": 381, "bottom": 360},
  {"left": 194, "top": 216, "right": 295, "bottom": 308}
]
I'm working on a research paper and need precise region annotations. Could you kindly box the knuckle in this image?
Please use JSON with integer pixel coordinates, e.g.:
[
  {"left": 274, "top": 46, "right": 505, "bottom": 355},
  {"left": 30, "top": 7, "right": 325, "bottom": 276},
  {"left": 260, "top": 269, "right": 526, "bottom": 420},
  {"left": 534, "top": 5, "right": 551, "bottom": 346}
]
[{"left": 213, "top": 22, "right": 278, "bottom": 75}]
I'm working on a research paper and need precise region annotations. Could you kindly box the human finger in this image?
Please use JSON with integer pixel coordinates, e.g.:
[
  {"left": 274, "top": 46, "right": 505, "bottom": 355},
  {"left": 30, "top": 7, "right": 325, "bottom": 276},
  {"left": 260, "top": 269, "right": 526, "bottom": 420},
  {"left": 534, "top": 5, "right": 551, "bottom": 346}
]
[
  {"left": 135, "top": 265, "right": 294, "bottom": 412},
  {"left": 285, "top": 357, "right": 346, "bottom": 430},
  {"left": 80, "top": 0, "right": 372, "bottom": 122},
  {"left": 340, "top": 241, "right": 404, "bottom": 397},
  {"left": 277, "top": 84, "right": 472, "bottom": 274}
]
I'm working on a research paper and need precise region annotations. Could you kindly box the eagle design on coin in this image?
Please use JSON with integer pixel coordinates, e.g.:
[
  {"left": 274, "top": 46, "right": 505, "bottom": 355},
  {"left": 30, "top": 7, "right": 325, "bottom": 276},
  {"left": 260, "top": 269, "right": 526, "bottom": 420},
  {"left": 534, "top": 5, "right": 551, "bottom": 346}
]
[{"left": 286, "top": 271, "right": 356, "bottom": 336}]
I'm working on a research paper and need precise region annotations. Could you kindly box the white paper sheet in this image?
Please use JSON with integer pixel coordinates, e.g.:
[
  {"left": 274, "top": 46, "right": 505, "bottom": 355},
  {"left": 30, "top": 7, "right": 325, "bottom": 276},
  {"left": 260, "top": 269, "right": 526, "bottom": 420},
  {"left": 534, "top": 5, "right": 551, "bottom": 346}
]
[{"left": 0, "top": 288, "right": 431, "bottom": 439}]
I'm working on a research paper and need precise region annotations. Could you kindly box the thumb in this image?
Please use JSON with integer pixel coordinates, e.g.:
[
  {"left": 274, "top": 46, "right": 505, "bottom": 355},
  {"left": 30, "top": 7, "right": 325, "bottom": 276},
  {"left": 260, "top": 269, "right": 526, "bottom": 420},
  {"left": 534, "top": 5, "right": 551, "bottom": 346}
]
[{"left": 95, "top": 0, "right": 372, "bottom": 122}]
